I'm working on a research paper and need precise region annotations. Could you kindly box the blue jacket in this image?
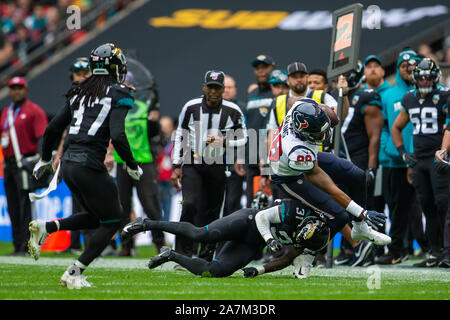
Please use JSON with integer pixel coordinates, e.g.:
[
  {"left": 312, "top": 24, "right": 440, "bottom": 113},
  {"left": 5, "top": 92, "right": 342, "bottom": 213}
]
[{"left": 377, "top": 72, "right": 415, "bottom": 168}]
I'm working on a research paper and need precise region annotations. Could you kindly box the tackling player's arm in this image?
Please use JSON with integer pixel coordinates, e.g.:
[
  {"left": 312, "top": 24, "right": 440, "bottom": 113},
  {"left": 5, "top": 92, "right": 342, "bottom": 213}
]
[
  {"left": 363, "top": 105, "right": 383, "bottom": 169},
  {"left": 255, "top": 205, "right": 283, "bottom": 249}
]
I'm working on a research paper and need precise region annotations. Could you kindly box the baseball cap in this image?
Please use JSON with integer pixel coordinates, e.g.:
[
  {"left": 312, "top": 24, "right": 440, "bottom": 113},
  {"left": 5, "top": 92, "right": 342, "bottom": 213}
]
[
  {"left": 251, "top": 54, "right": 275, "bottom": 68},
  {"left": 204, "top": 70, "right": 225, "bottom": 87},
  {"left": 363, "top": 55, "right": 382, "bottom": 67},
  {"left": 269, "top": 70, "right": 288, "bottom": 84},
  {"left": 287, "top": 62, "right": 308, "bottom": 76},
  {"left": 8, "top": 76, "right": 27, "bottom": 88}
]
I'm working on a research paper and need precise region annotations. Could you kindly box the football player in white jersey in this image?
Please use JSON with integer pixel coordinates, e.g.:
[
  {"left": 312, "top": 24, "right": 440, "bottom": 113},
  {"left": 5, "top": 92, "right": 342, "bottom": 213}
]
[{"left": 265, "top": 98, "right": 391, "bottom": 277}]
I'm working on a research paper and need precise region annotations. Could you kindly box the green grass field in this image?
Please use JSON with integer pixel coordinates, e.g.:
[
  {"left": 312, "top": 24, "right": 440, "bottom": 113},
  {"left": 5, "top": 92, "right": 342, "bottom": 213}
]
[{"left": 0, "top": 242, "right": 448, "bottom": 301}]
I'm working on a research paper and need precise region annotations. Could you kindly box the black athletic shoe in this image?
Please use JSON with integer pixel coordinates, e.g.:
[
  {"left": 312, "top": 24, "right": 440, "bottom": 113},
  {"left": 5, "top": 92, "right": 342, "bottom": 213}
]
[
  {"left": 350, "top": 241, "right": 374, "bottom": 267},
  {"left": 413, "top": 255, "right": 440, "bottom": 268},
  {"left": 374, "top": 252, "right": 402, "bottom": 265},
  {"left": 148, "top": 246, "right": 172, "bottom": 269},
  {"left": 438, "top": 256, "right": 450, "bottom": 268},
  {"left": 120, "top": 217, "right": 146, "bottom": 242},
  {"left": 334, "top": 251, "right": 353, "bottom": 266}
]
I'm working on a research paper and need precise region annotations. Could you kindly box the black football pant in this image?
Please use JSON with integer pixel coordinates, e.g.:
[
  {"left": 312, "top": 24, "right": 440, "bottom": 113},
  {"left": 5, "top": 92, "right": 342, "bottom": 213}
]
[
  {"left": 383, "top": 167, "right": 425, "bottom": 257},
  {"left": 317, "top": 152, "right": 366, "bottom": 253},
  {"left": 223, "top": 169, "right": 244, "bottom": 216},
  {"left": 117, "top": 162, "right": 164, "bottom": 251},
  {"left": 48, "top": 162, "right": 121, "bottom": 267},
  {"left": 412, "top": 158, "right": 450, "bottom": 255},
  {"left": 245, "top": 165, "right": 260, "bottom": 208},
  {"left": 3, "top": 162, "right": 31, "bottom": 253},
  {"left": 175, "top": 164, "right": 226, "bottom": 258},
  {"left": 146, "top": 208, "right": 264, "bottom": 277}
]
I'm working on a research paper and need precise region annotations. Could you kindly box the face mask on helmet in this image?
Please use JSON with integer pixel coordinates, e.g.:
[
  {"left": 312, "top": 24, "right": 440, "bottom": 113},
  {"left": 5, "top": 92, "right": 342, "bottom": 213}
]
[
  {"left": 346, "top": 61, "right": 364, "bottom": 91},
  {"left": 294, "top": 216, "right": 330, "bottom": 253},
  {"left": 251, "top": 191, "right": 270, "bottom": 210},
  {"left": 412, "top": 58, "right": 441, "bottom": 94},
  {"left": 291, "top": 100, "right": 331, "bottom": 145}
]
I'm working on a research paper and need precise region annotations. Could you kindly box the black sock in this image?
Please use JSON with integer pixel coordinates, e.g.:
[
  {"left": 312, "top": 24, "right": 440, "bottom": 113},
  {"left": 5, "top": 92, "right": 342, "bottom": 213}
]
[
  {"left": 46, "top": 221, "right": 58, "bottom": 233},
  {"left": 169, "top": 251, "right": 210, "bottom": 276}
]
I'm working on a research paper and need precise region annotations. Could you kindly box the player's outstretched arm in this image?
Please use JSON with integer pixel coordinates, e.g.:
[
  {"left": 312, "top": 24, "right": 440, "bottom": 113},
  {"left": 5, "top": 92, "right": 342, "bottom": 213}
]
[{"left": 242, "top": 246, "right": 301, "bottom": 278}]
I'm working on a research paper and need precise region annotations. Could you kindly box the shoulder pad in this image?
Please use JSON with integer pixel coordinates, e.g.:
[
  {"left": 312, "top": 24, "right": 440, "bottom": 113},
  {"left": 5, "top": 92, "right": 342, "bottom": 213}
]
[
  {"left": 110, "top": 84, "right": 134, "bottom": 108},
  {"left": 287, "top": 146, "right": 316, "bottom": 172}
]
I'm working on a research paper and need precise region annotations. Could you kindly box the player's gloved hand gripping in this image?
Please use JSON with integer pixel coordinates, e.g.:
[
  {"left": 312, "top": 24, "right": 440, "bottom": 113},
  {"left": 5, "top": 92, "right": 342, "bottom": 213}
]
[
  {"left": 397, "top": 145, "right": 418, "bottom": 167},
  {"left": 33, "top": 159, "right": 53, "bottom": 180},
  {"left": 127, "top": 165, "right": 143, "bottom": 181},
  {"left": 242, "top": 267, "right": 259, "bottom": 278},
  {"left": 362, "top": 210, "right": 386, "bottom": 230},
  {"left": 266, "top": 238, "right": 283, "bottom": 253}
]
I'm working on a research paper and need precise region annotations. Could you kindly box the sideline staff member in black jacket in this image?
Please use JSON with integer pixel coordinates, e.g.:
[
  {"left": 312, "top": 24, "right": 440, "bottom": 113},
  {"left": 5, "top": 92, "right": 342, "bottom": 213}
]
[{"left": 171, "top": 70, "right": 247, "bottom": 260}]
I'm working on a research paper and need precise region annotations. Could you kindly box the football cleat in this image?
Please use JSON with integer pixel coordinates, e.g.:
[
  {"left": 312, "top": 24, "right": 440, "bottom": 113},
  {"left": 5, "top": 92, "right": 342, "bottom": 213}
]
[
  {"left": 120, "top": 217, "right": 147, "bottom": 242},
  {"left": 351, "top": 221, "right": 391, "bottom": 245},
  {"left": 148, "top": 246, "right": 172, "bottom": 269},
  {"left": 292, "top": 253, "right": 315, "bottom": 279},
  {"left": 27, "top": 220, "right": 49, "bottom": 260},
  {"left": 60, "top": 266, "right": 92, "bottom": 290},
  {"left": 413, "top": 255, "right": 440, "bottom": 268},
  {"left": 349, "top": 240, "right": 374, "bottom": 267},
  {"left": 334, "top": 251, "right": 353, "bottom": 266}
]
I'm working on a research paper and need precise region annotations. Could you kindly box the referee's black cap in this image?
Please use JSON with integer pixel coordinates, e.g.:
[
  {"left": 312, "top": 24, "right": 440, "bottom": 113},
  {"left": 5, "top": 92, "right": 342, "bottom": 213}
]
[{"left": 204, "top": 70, "right": 225, "bottom": 87}]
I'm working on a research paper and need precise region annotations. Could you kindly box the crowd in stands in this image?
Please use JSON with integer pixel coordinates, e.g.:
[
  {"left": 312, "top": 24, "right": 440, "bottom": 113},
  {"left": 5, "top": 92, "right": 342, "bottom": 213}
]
[{"left": 0, "top": 0, "right": 134, "bottom": 78}]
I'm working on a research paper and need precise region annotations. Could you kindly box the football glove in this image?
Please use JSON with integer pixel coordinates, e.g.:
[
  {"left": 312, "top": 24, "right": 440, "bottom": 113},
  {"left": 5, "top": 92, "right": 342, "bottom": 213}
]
[
  {"left": 397, "top": 145, "right": 417, "bottom": 167},
  {"left": 362, "top": 210, "right": 386, "bottom": 229},
  {"left": 242, "top": 267, "right": 259, "bottom": 278},
  {"left": 292, "top": 253, "right": 314, "bottom": 279},
  {"left": 365, "top": 168, "right": 376, "bottom": 191},
  {"left": 32, "top": 159, "right": 53, "bottom": 180},
  {"left": 127, "top": 165, "right": 143, "bottom": 181},
  {"left": 266, "top": 238, "right": 283, "bottom": 253}
]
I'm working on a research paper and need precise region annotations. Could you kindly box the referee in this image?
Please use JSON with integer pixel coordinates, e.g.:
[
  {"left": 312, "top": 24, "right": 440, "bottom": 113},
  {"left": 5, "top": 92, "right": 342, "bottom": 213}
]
[{"left": 171, "top": 70, "right": 247, "bottom": 261}]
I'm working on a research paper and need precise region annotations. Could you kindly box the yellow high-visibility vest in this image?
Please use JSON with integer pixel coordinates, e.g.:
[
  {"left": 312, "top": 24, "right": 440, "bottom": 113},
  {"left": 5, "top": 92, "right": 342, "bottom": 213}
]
[{"left": 275, "top": 90, "right": 325, "bottom": 151}]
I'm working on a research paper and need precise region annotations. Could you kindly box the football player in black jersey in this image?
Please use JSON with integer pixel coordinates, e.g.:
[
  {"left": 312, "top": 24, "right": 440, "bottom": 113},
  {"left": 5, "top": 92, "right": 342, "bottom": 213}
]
[
  {"left": 120, "top": 199, "right": 330, "bottom": 278},
  {"left": 27, "top": 43, "right": 143, "bottom": 288},
  {"left": 342, "top": 61, "right": 383, "bottom": 207},
  {"left": 392, "top": 58, "right": 450, "bottom": 267}
]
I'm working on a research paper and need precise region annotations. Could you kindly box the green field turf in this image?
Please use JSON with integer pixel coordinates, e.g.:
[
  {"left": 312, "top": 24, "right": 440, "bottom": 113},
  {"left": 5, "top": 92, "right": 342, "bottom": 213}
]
[{"left": 0, "top": 242, "right": 448, "bottom": 300}]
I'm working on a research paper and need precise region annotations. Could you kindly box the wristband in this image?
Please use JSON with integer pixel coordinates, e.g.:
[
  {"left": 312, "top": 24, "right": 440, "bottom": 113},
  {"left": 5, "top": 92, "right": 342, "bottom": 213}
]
[
  {"left": 256, "top": 265, "right": 265, "bottom": 275},
  {"left": 346, "top": 200, "right": 365, "bottom": 218}
]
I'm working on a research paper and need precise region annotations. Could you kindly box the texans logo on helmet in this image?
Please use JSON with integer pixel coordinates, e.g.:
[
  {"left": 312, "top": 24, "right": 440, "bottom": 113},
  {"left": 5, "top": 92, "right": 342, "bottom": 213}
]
[{"left": 298, "top": 120, "right": 308, "bottom": 130}]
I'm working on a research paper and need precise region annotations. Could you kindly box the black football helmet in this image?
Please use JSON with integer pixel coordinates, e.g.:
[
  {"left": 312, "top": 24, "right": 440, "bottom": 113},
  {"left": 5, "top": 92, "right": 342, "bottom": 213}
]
[
  {"left": 294, "top": 216, "right": 330, "bottom": 252},
  {"left": 69, "top": 57, "right": 89, "bottom": 80},
  {"left": 346, "top": 60, "right": 364, "bottom": 91},
  {"left": 251, "top": 191, "right": 270, "bottom": 210},
  {"left": 291, "top": 98, "right": 331, "bottom": 145},
  {"left": 412, "top": 57, "right": 441, "bottom": 94},
  {"left": 89, "top": 43, "right": 127, "bottom": 82}
]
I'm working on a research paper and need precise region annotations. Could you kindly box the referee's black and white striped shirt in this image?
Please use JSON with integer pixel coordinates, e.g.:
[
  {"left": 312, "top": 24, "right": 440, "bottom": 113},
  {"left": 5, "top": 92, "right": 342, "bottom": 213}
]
[{"left": 172, "top": 95, "right": 247, "bottom": 167}]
